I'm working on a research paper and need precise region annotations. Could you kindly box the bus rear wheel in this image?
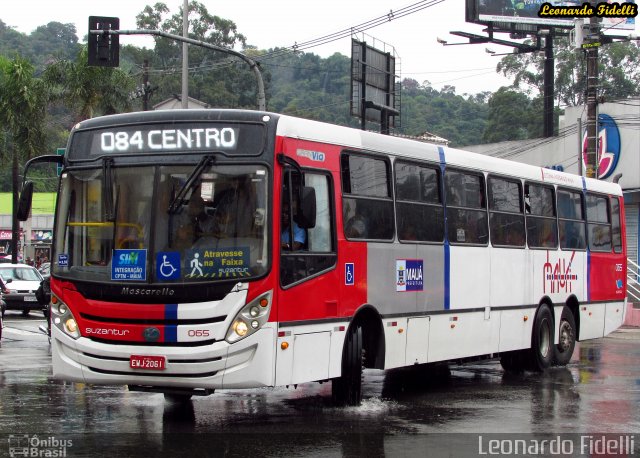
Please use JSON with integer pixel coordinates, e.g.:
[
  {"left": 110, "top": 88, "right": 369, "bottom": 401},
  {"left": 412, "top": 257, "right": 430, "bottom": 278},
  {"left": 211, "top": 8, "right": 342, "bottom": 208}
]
[
  {"left": 332, "top": 324, "right": 363, "bottom": 406},
  {"left": 553, "top": 307, "right": 576, "bottom": 366},
  {"left": 528, "top": 304, "right": 554, "bottom": 372}
]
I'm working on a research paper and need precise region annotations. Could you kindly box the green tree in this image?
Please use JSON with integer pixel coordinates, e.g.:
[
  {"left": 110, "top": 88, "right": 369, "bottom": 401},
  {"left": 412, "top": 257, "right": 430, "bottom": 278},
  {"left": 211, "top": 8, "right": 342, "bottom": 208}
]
[
  {"left": 0, "top": 20, "right": 30, "bottom": 60},
  {"left": 0, "top": 56, "right": 49, "bottom": 261},
  {"left": 44, "top": 46, "right": 135, "bottom": 123},
  {"left": 134, "top": 1, "right": 255, "bottom": 108},
  {"left": 482, "top": 87, "right": 539, "bottom": 143},
  {"left": 29, "top": 22, "right": 81, "bottom": 67},
  {"left": 498, "top": 38, "right": 640, "bottom": 106}
]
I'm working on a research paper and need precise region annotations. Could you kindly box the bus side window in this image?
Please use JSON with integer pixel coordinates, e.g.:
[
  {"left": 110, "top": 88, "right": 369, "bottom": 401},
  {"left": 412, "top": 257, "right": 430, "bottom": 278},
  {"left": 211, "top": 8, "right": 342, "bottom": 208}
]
[
  {"left": 280, "top": 170, "right": 336, "bottom": 287},
  {"left": 488, "top": 176, "right": 525, "bottom": 247},
  {"left": 445, "top": 170, "right": 488, "bottom": 245},
  {"left": 395, "top": 160, "right": 444, "bottom": 243},
  {"left": 558, "top": 189, "right": 586, "bottom": 250},
  {"left": 611, "top": 197, "right": 623, "bottom": 253},
  {"left": 525, "top": 183, "right": 558, "bottom": 249},
  {"left": 341, "top": 153, "right": 394, "bottom": 241},
  {"left": 586, "top": 193, "right": 612, "bottom": 252}
]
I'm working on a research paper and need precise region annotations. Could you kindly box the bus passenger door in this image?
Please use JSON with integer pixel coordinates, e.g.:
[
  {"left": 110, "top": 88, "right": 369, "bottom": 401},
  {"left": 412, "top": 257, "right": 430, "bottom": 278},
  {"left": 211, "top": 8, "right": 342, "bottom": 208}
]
[{"left": 276, "top": 168, "right": 340, "bottom": 386}]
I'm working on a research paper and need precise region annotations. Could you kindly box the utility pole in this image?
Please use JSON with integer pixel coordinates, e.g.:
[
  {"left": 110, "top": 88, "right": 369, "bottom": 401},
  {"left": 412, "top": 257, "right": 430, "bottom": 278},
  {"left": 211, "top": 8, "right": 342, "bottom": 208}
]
[
  {"left": 182, "top": 0, "right": 189, "bottom": 109},
  {"left": 11, "top": 143, "right": 19, "bottom": 264},
  {"left": 142, "top": 59, "right": 150, "bottom": 111},
  {"left": 584, "top": 14, "right": 600, "bottom": 178},
  {"left": 543, "top": 33, "right": 554, "bottom": 138}
]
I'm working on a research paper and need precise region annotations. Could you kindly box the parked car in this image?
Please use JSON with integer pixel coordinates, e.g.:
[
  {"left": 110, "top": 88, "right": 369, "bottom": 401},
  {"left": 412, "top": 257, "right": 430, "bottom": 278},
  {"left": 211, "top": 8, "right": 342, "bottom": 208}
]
[{"left": 0, "top": 264, "right": 45, "bottom": 317}]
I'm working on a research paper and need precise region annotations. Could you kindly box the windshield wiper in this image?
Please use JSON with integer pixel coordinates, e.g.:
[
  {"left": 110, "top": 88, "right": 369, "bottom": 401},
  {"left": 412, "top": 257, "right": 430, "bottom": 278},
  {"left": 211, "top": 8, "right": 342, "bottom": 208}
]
[
  {"left": 167, "top": 155, "right": 215, "bottom": 214},
  {"left": 103, "top": 158, "right": 115, "bottom": 221}
]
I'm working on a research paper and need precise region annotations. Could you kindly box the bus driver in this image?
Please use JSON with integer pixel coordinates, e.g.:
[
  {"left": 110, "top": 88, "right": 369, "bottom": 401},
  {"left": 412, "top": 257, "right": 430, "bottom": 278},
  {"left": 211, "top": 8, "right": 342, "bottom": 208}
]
[{"left": 281, "top": 202, "right": 306, "bottom": 250}]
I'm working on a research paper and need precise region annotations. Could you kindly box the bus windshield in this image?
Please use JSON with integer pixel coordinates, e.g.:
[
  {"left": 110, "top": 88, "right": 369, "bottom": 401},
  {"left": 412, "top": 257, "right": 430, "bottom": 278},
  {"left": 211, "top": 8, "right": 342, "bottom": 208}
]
[{"left": 53, "top": 164, "right": 269, "bottom": 284}]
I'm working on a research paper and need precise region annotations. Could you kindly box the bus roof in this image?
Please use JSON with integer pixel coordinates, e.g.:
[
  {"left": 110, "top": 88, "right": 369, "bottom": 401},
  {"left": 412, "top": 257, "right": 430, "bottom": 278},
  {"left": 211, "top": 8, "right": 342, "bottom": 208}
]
[{"left": 275, "top": 113, "right": 623, "bottom": 197}]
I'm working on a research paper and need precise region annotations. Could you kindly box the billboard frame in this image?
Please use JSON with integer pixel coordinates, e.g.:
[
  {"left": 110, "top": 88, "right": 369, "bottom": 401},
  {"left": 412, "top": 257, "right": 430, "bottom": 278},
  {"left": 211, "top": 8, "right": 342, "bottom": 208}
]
[
  {"left": 465, "top": 0, "right": 636, "bottom": 32},
  {"left": 350, "top": 38, "right": 400, "bottom": 134}
]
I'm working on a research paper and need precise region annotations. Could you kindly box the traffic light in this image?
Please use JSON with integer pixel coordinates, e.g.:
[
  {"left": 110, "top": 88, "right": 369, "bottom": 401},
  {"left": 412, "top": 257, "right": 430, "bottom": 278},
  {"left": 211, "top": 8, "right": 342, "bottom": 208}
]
[{"left": 88, "top": 16, "right": 120, "bottom": 67}]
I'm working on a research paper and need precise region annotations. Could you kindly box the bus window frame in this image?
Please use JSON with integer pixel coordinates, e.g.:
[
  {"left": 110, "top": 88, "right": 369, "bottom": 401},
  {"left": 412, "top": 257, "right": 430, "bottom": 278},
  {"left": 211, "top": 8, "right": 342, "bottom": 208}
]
[
  {"left": 610, "top": 196, "right": 623, "bottom": 254},
  {"left": 585, "top": 191, "right": 614, "bottom": 253},
  {"left": 393, "top": 158, "right": 445, "bottom": 245},
  {"left": 557, "top": 187, "right": 587, "bottom": 252},
  {"left": 279, "top": 167, "right": 338, "bottom": 289},
  {"left": 444, "top": 167, "right": 489, "bottom": 247},
  {"left": 487, "top": 173, "right": 526, "bottom": 249},
  {"left": 340, "top": 151, "right": 395, "bottom": 243},
  {"left": 524, "top": 181, "right": 559, "bottom": 250}
]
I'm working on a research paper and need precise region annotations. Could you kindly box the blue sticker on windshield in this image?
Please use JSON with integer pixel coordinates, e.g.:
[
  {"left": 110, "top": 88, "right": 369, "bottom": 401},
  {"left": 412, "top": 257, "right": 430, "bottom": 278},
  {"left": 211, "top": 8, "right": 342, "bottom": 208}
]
[
  {"left": 156, "top": 252, "right": 181, "bottom": 281},
  {"left": 112, "top": 249, "right": 147, "bottom": 281}
]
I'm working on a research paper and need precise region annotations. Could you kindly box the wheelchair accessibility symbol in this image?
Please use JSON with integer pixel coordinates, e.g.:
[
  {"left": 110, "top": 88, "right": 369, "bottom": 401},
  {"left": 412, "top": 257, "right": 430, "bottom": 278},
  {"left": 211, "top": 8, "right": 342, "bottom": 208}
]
[
  {"left": 345, "top": 263, "right": 354, "bottom": 286},
  {"left": 156, "top": 252, "right": 181, "bottom": 281}
]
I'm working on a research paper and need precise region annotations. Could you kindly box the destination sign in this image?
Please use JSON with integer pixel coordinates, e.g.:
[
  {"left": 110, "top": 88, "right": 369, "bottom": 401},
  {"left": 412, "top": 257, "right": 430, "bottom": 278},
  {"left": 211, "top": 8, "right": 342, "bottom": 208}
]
[
  {"left": 68, "top": 122, "right": 266, "bottom": 159},
  {"left": 99, "top": 127, "right": 237, "bottom": 152}
]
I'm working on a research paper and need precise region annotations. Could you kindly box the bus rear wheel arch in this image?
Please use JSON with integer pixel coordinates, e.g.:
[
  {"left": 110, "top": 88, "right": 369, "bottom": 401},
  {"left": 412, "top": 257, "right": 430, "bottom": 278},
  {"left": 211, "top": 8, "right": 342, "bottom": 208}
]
[
  {"left": 331, "top": 306, "right": 385, "bottom": 406},
  {"left": 331, "top": 324, "right": 364, "bottom": 406},
  {"left": 500, "top": 303, "right": 555, "bottom": 373}
]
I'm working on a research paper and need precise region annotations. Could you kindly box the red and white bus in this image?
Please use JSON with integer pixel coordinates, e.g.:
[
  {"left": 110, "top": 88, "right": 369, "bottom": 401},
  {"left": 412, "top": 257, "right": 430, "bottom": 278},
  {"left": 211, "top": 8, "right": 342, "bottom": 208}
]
[{"left": 19, "top": 109, "right": 627, "bottom": 405}]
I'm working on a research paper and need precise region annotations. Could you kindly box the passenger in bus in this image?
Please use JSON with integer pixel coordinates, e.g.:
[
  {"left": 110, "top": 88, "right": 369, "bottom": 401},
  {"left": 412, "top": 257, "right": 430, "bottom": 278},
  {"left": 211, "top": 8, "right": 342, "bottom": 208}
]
[
  {"left": 345, "top": 214, "right": 368, "bottom": 239},
  {"left": 175, "top": 193, "right": 214, "bottom": 249},
  {"left": 210, "top": 203, "right": 234, "bottom": 239},
  {"left": 213, "top": 176, "right": 256, "bottom": 238},
  {"left": 281, "top": 202, "right": 306, "bottom": 250}
]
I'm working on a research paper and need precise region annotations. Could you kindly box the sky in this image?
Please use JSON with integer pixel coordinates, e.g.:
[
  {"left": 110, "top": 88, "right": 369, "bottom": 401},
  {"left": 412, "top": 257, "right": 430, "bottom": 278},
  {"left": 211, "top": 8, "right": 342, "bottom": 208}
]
[{"left": 1, "top": 0, "right": 638, "bottom": 96}]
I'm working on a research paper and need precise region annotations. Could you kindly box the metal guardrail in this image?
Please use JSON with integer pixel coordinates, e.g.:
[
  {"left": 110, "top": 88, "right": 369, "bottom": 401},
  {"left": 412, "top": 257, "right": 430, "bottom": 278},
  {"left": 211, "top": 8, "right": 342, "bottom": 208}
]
[{"left": 627, "top": 258, "right": 640, "bottom": 302}]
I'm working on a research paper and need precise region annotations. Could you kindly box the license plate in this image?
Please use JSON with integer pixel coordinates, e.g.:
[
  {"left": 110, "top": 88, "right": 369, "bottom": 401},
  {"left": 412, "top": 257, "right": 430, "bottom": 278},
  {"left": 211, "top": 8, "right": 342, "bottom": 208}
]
[
  {"left": 24, "top": 295, "right": 37, "bottom": 302},
  {"left": 130, "top": 355, "right": 166, "bottom": 370}
]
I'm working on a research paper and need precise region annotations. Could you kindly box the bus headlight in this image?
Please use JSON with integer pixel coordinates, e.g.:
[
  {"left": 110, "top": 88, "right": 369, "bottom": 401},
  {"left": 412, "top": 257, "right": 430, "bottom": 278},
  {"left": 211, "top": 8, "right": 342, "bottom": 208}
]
[
  {"left": 225, "top": 291, "right": 272, "bottom": 344},
  {"left": 51, "top": 294, "right": 80, "bottom": 340},
  {"left": 234, "top": 321, "right": 249, "bottom": 337}
]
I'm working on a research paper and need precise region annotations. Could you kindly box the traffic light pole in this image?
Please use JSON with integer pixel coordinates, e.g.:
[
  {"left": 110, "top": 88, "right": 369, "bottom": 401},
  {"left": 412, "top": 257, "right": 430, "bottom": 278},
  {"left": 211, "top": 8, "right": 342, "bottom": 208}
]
[{"left": 89, "top": 28, "right": 266, "bottom": 111}]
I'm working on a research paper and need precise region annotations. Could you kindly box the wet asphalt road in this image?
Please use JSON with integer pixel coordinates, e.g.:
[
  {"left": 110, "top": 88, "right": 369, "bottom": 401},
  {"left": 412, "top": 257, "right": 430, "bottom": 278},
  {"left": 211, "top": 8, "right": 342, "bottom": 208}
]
[{"left": 0, "top": 312, "right": 639, "bottom": 457}]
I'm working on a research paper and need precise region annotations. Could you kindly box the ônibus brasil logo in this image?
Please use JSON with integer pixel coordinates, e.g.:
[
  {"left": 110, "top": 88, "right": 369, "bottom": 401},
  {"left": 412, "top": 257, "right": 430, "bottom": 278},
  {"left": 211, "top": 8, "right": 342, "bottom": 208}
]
[{"left": 582, "top": 113, "right": 621, "bottom": 180}]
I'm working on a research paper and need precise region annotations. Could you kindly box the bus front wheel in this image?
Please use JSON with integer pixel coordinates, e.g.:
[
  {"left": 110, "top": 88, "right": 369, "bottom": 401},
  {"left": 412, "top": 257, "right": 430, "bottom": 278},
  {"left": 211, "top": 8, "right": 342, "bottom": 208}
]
[
  {"left": 528, "top": 304, "right": 554, "bottom": 372},
  {"left": 332, "top": 324, "right": 363, "bottom": 406},
  {"left": 553, "top": 307, "right": 576, "bottom": 366}
]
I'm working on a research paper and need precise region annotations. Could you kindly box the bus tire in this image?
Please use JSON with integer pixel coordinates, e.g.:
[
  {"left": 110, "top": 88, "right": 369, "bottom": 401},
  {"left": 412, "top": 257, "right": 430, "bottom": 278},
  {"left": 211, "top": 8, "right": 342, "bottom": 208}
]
[
  {"left": 553, "top": 306, "right": 576, "bottom": 366},
  {"left": 528, "top": 304, "right": 554, "bottom": 372},
  {"left": 500, "top": 350, "right": 527, "bottom": 373},
  {"left": 164, "top": 393, "right": 193, "bottom": 403},
  {"left": 332, "top": 324, "right": 363, "bottom": 406}
]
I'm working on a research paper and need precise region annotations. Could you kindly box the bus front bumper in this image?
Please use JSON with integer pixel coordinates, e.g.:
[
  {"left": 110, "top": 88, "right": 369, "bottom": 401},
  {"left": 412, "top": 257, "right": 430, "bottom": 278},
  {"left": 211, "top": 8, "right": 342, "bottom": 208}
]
[{"left": 51, "top": 325, "right": 276, "bottom": 390}]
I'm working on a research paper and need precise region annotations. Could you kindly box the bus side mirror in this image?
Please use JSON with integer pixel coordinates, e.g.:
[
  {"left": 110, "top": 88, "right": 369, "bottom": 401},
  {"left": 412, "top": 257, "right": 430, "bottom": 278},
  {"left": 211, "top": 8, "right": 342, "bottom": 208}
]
[
  {"left": 297, "top": 186, "right": 316, "bottom": 229},
  {"left": 17, "top": 181, "right": 34, "bottom": 221}
]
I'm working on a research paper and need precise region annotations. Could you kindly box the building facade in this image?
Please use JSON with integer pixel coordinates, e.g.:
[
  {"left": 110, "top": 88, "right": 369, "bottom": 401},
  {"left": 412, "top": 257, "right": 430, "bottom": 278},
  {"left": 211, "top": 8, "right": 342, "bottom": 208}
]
[{"left": 0, "top": 193, "right": 56, "bottom": 263}]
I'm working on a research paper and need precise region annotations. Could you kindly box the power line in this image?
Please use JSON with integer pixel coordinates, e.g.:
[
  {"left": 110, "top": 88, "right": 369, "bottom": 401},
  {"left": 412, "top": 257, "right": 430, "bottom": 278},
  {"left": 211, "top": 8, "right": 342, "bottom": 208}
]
[{"left": 136, "top": 0, "right": 445, "bottom": 77}]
